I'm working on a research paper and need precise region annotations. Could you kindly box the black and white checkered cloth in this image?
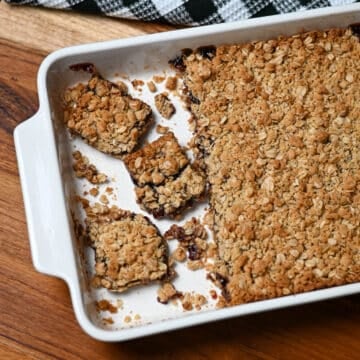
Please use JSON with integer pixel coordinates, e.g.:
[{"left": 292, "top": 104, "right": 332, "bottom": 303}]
[{"left": 5, "top": 0, "right": 360, "bottom": 25}]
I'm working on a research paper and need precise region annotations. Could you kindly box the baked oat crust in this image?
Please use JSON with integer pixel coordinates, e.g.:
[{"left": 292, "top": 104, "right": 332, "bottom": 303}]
[
  {"left": 180, "top": 28, "right": 360, "bottom": 305},
  {"left": 64, "top": 74, "right": 153, "bottom": 157},
  {"left": 124, "top": 133, "right": 206, "bottom": 218},
  {"left": 86, "top": 204, "right": 168, "bottom": 292}
]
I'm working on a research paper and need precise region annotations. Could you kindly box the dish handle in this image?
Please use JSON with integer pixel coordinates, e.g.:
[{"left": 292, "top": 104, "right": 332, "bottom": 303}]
[{"left": 14, "top": 111, "right": 77, "bottom": 282}]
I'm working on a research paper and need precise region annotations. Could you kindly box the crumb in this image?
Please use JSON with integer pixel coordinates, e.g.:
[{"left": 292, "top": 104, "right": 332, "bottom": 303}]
[
  {"left": 102, "top": 317, "right": 114, "bottom": 325},
  {"left": 89, "top": 187, "right": 99, "bottom": 197},
  {"left": 116, "top": 299, "right": 124, "bottom": 310},
  {"left": 210, "top": 290, "right": 218, "bottom": 300},
  {"left": 132, "top": 79, "right": 144, "bottom": 89},
  {"left": 171, "top": 247, "right": 187, "bottom": 262},
  {"left": 124, "top": 315, "right": 132, "bottom": 323},
  {"left": 165, "top": 76, "right": 177, "bottom": 91},
  {"left": 83, "top": 191, "right": 88, "bottom": 196},
  {"left": 154, "top": 93, "right": 176, "bottom": 119},
  {"left": 147, "top": 81, "right": 157, "bottom": 93},
  {"left": 91, "top": 275, "right": 102, "bottom": 288},
  {"left": 164, "top": 218, "right": 208, "bottom": 266},
  {"left": 153, "top": 75, "right": 165, "bottom": 83},
  {"left": 156, "top": 124, "right": 170, "bottom": 134},
  {"left": 115, "top": 81, "right": 128, "bottom": 94},
  {"left": 96, "top": 300, "right": 118, "bottom": 313},
  {"left": 206, "top": 243, "right": 218, "bottom": 259},
  {"left": 134, "top": 314, "right": 141, "bottom": 321},
  {"left": 105, "top": 187, "right": 113, "bottom": 194},
  {"left": 187, "top": 259, "right": 204, "bottom": 271},
  {"left": 181, "top": 292, "right": 193, "bottom": 311},
  {"left": 72, "top": 151, "right": 108, "bottom": 184},
  {"left": 180, "top": 292, "right": 207, "bottom": 311},
  {"left": 202, "top": 210, "right": 214, "bottom": 229},
  {"left": 157, "top": 283, "right": 182, "bottom": 304},
  {"left": 193, "top": 293, "right": 207, "bottom": 310},
  {"left": 74, "top": 195, "right": 90, "bottom": 209},
  {"left": 99, "top": 194, "right": 109, "bottom": 204}
]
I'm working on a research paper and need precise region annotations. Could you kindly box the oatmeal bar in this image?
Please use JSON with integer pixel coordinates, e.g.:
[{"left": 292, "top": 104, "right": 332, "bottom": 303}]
[
  {"left": 179, "top": 28, "right": 360, "bottom": 305},
  {"left": 64, "top": 71, "right": 153, "bottom": 157},
  {"left": 124, "top": 133, "right": 206, "bottom": 218},
  {"left": 86, "top": 204, "right": 168, "bottom": 292}
]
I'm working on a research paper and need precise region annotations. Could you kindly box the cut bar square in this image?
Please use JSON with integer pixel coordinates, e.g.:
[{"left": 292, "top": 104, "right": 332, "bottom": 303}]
[
  {"left": 86, "top": 205, "right": 168, "bottom": 292},
  {"left": 64, "top": 74, "right": 153, "bottom": 157},
  {"left": 124, "top": 132, "right": 206, "bottom": 218}
]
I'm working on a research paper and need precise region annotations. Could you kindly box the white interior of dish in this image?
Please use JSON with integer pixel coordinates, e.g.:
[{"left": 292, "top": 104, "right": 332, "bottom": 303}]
[{"left": 43, "top": 8, "right": 360, "bottom": 331}]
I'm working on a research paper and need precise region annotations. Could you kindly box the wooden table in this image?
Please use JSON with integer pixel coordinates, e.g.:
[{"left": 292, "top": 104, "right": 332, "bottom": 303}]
[{"left": 0, "top": 2, "right": 359, "bottom": 359}]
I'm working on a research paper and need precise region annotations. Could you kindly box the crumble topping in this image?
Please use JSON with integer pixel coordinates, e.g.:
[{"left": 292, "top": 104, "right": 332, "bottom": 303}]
[
  {"left": 180, "top": 28, "right": 360, "bottom": 305},
  {"left": 131, "top": 79, "right": 144, "bottom": 89},
  {"left": 165, "top": 76, "right": 177, "bottom": 91},
  {"left": 89, "top": 187, "right": 99, "bottom": 197},
  {"left": 153, "top": 75, "right": 165, "bottom": 83},
  {"left": 181, "top": 292, "right": 207, "bottom": 311},
  {"left": 147, "top": 81, "right": 157, "bottom": 93},
  {"left": 95, "top": 299, "right": 118, "bottom": 313},
  {"left": 72, "top": 151, "right": 108, "bottom": 184},
  {"left": 64, "top": 73, "right": 153, "bottom": 157},
  {"left": 157, "top": 283, "right": 182, "bottom": 304},
  {"left": 124, "top": 133, "right": 206, "bottom": 218},
  {"left": 155, "top": 93, "right": 176, "bottom": 119},
  {"left": 156, "top": 124, "right": 170, "bottom": 134},
  {"left": 165, "top": 218, "right": 209, "bottom": 269},
  {"left": 86, "top": 204, "right": 169, "bottom": 292}
]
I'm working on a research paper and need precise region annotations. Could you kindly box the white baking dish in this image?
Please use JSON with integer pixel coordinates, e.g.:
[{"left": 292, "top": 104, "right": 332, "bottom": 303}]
[{"left": 14, "top": 4, "right": 360, "bottom": 342}]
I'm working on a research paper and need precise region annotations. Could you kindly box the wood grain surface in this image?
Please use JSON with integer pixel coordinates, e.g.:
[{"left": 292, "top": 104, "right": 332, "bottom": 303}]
[{"left": 0, "top": 2, "right": 359, "bottom": 359}]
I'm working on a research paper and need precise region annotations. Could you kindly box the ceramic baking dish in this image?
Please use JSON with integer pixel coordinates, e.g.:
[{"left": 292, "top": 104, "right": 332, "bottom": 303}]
[{"left": 14, "top": 4, "right": 360, "bottom": 341}]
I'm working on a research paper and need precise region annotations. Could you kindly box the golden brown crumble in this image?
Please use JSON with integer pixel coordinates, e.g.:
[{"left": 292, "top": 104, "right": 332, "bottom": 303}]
[
  {"left": 181, "top": 28, "right": 360, "bottom": 305},
  {"left": 147, "top": 81, "right": 157, "bottom": 93},
  {"left": 164, "top": 218, "right": 209, "bottom": 269},
  {"left": 102, "top": 317, "right": 114, "bottom": 325},
  {"left": 157, "top": 283, "right": 182, "bottom": 304},
  {"left": 86, "top": 204, "right": 169, "bottom": 292},
  {"left": 64, "top": 74, "right": 153, "bottom": 157},
  {"left": 124, "top": 132, "right": 189, "bottom": 186},
  {"left": 124, "top": 133, "right": 206, "bottom": 218},
  {"left": 154, "top": 93, "right": 176, "bottom": 120},
  {"left": 131, "top": 79, "right": 144, "bottom": 89},
  {"left": 89, "top": 187, "right": 99, "bottom": 197},
  {"left": 156, "top": 124, "right": 170, "bottom": 134},
  {"left": 99, "top": 194, "right": 109, "bottom": 204},
  {"left": 171, "top": 247, "right": 187, "bottom": 262},
  {"left": 165, "top": 76, "right": 177, "bottom": 91},
  {"left": 72, "top": 151, "right": 108, "bottom": 184},
  {"left": 105, "top": 187, "right": 113, "bottom": 194},
  {"left": 153, "top": 75, "right": 165, "bottom": 83},
  {"left": 181, "top": 292, "right": 207, "bottom": 311},
  {"left": 95, "top": 299, "right": 118, "bottom": 313}
]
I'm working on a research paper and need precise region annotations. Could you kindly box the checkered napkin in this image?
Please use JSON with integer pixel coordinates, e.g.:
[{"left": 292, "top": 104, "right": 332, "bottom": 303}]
[{"left": 5, "top": 0, "right": 359, "bottom": 25}]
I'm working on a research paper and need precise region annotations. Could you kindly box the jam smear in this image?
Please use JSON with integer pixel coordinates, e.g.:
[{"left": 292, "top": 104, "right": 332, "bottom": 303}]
[
  {"left": 189, "top": 92, "right": 200, "bottom": 105},
  {"left": 169, "top": 56, "right": 186, "bottom": 72},
  {"left": 188, "top": 243, "right": 201, "bottom": 260},
  {"left": 197, "top": 45, "right": 216, "bottom": 59},
  {"left": 69, "top": 62, "right": 97, "bottom": 74},
  {"left": 350, "top": 23, "right": 360, "bottom": 37}
]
